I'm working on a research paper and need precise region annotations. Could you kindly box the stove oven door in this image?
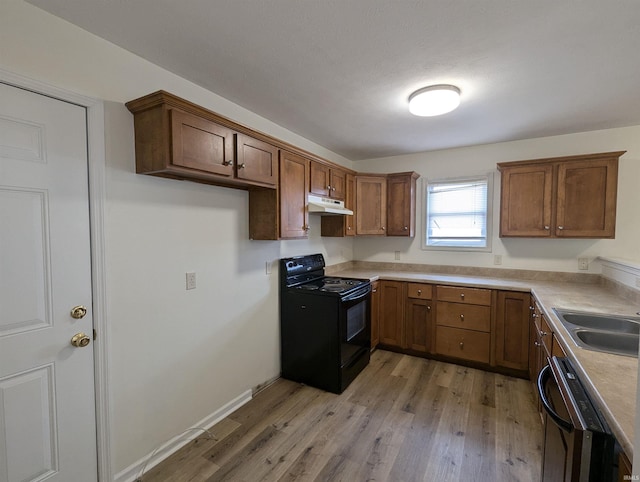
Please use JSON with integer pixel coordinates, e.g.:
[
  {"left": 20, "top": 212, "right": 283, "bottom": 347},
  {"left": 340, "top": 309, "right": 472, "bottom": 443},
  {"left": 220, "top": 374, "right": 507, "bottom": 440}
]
[{"left": 339, "top": 285, "right": 371, "bottom": 368}]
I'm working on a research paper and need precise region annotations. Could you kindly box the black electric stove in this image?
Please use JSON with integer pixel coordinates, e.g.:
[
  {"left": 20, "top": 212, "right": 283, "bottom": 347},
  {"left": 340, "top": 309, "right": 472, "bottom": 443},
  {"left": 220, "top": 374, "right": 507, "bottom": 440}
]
[{"left": 279, "top": 254, "right": 371, "bottom": 393}]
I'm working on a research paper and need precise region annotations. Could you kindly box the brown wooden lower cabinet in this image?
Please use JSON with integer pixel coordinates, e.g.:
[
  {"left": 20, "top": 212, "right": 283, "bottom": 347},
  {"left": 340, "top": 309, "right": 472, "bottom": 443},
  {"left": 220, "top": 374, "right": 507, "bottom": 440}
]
[
  {"left": 376, "top": 280, "right": 532, "bottom": 376},
  {"left": 378, "top": 280, "right": 404, "bottom": 347},
  {"left": 435, "top": 326, "right": 491, "bottom": 364},
  {"left": 618, "top": 450, "right": 632, "bottom": 482},
  {"left": 494, "top": 291, "right": 530, "bottom": 371},
  {"left": 370, "top": 280, "right": 380, "bottom": 350},
  {"left": 405, "top": 297, "right": 433, "bottom": 353}
]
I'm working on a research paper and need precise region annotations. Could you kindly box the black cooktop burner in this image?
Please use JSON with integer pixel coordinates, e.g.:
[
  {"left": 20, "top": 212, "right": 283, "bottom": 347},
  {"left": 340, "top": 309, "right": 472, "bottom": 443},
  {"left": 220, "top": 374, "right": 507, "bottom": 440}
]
[{"left": 293, "top": 276, "right": 368, "bottom": 294}]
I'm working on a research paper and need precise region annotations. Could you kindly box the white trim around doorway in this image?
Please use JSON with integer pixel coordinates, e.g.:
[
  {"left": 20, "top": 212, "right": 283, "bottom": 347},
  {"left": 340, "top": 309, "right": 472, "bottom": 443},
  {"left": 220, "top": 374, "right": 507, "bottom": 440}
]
[{"left": 0, "top": 68, "right": 112, "bottom": 482}]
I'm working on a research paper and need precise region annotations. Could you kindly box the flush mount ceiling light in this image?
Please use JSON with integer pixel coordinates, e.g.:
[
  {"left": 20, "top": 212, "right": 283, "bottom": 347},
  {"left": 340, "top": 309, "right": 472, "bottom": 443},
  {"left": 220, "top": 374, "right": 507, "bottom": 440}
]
[{"left": 408, "top": 84, "right": 461, "bottom": 117}]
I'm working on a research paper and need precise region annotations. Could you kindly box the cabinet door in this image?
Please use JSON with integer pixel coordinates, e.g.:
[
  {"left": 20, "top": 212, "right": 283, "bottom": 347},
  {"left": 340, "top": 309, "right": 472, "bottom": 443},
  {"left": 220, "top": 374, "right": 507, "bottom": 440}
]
[
  {"left": 618, "top": 451, "right": 632, "bottom": 482},
  {"left": 171, "top": 109, "right": 234, "bottom": 177},
  {"left": 370, "top": 281, "right": 380, "bottom": 350},
  {"left": 495, "top": 291, "right": 530, "bottom": 371},
  {"left": 556, "top": 158, "right": 618, "bottom": 238},
  {"left": 379, "top": 280, "right": 404, "bottom": 347},
  {"left": 499, "top": 163, "right": 553, "bottom": 237},
  {"left": 345, "top": 173, "right": 356, "bottom": 236},
  {"left": 279, "top": 150, "right": 309, "bottom": 239},
  {"left": 330, "top": 169, "right": 346, "bottom": 200},
  {"left": 356, "top": 176, "right": 387, "bottom": 235},
  {"left": 236, "top": 134, "right": 279, "bottom": 186},
  {"left": 387, "top": 172, "right": 418, "bottom": 237},
  {"left": 310, "top": 161, "right": 331, "bottom": 197},
  {"left": 405, "top": 298, "right": 432, "bottom": 353}
]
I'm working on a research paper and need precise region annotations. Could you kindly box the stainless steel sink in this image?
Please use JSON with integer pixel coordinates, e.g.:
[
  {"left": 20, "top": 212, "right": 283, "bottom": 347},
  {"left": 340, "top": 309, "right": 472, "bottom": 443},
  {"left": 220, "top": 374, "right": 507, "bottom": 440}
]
[{"left": 553, "top": 309, "right": 640, "bottom": 357}]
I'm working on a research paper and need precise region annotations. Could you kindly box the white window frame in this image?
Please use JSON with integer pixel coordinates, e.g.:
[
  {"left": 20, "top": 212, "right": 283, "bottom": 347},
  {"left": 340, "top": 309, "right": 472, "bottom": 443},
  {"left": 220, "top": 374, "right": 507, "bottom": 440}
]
[{"left": 421, "top": 173, "right": 494, "bottom": 252}]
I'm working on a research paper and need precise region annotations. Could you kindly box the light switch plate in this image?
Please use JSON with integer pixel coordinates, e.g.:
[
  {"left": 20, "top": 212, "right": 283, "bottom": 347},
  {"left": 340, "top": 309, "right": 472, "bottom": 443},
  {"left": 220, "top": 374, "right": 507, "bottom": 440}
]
[{"left": 494, "top": 255, "right": 502, "bottom": 265}]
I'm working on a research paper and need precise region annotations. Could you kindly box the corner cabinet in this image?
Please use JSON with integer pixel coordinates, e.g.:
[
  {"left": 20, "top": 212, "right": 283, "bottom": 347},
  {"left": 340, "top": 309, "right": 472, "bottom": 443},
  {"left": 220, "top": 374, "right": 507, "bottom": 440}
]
[
  {"left": 387, "top": 172, "right": 420, "bottom": 237},
  {"left": 498, "top": 151, "right": 624, "bottom": 238}
]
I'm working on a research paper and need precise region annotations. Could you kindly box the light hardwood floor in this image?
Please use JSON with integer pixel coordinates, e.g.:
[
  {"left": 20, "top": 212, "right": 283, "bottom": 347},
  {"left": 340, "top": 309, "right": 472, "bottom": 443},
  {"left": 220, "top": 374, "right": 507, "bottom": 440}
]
[{"left": 142, "top": 350, "right": 542, "bottom": 482}]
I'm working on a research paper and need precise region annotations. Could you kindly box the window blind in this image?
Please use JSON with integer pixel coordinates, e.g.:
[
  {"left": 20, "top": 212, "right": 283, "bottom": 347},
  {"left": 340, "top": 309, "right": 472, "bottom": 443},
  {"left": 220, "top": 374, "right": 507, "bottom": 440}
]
[{"left": 426, "top": 177, "right": 489, "bottom": 248}]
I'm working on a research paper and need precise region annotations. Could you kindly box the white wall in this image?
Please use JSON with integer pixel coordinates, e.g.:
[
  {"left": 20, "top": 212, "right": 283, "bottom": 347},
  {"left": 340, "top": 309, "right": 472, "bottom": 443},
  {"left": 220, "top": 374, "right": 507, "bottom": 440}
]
[
  {"left": 1, "top": 0, "right": 354, "bottom": 476},
  {"left": 4, "top": 0, "right": 640, "bottom": 478},
  {"left": 355, "top": 126, "right": 640, "bottom": 273}
]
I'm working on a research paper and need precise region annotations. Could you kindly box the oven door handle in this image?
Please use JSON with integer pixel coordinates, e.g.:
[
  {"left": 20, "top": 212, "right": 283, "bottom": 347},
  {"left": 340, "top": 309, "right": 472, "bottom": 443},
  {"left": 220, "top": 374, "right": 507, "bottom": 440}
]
[
  {"left": 537, "top": 364, "right": 574, "bottom": 433},
  {"left": 341, "top": 285, "right": 371, "bottom": 302}
]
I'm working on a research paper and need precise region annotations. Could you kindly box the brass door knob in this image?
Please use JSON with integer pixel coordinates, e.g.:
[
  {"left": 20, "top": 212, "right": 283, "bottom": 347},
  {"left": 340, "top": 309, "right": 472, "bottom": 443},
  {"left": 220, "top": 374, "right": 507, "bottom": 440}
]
[
  {"left": 71, "top": 332, "right": 91, "bottom": 348},
  {"left": 70, "top": 305, "right": 87, "bottom": 319}
]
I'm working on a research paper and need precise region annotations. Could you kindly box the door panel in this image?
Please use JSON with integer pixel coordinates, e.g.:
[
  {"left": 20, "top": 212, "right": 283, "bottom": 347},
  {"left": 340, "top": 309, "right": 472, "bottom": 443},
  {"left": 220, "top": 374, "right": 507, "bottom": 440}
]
[{"left": 0, "top": 83, "right": 97, "bottom": 482}]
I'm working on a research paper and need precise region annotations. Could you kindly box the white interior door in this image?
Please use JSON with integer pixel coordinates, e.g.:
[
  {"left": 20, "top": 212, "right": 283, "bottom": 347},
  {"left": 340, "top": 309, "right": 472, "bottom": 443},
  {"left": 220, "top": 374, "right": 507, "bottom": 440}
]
[{"left": 0, "top": 83, "right": 97, "bottom": 482}]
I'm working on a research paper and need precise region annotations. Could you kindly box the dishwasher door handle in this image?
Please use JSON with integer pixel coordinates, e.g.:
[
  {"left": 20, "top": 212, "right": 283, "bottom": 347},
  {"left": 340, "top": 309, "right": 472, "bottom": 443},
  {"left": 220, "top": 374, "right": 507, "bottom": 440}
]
[{"left": 537, "top": 364, "right": 574, "bottom": 433}]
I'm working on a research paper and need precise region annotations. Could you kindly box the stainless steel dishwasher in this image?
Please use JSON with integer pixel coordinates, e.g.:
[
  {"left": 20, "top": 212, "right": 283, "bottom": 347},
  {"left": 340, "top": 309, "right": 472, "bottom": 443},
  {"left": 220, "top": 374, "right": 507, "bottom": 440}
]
[{"left": 537, "top": 356, "right": 616, "bottom": 482}]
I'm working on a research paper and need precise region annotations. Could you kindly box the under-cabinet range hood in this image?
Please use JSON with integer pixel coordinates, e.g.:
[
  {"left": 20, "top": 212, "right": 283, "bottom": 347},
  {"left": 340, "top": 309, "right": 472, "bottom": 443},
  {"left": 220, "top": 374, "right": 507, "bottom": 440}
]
[{"left": 307, "top": 194, "right": 353, "bottom": 215}]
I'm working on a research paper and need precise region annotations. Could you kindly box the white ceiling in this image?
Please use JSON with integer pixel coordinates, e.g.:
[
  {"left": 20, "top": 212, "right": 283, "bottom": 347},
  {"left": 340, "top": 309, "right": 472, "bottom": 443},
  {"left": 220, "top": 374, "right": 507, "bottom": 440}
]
[{"left": 28, "top": 0, "right": 640, "bottom": 161}]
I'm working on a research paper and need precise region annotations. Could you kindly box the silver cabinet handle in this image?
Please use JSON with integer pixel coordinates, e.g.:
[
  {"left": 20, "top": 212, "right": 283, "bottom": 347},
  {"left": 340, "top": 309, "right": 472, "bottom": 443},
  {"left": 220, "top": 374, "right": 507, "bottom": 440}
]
[
  {"left": 222, "top": 160, "right": 233, "bottom": 166},
  {"left": 544, "top": 225, "right": 550, "bottom": 230},
  {"left": 238, "top": 163, "right": 246, "bottom": 169},
  {"left": 558, "top": 226, "right": 564, "bottom": 230},
  {"left": 404, "top": 226, "right": 408, "bottom": 230}
]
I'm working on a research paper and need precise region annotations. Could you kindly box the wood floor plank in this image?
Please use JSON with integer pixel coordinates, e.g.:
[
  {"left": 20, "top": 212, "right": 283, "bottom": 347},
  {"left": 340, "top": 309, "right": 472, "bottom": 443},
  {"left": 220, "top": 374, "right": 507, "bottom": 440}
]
[
  {"left": 145, "top": 351, "right": 542, "bottom": 482},
  {"left": 277, "top": 399, "right": 368, "bottom": 481},
  {"left": 142, "top": 418, "right": 240, "bottom": 482},
  {"left": 494, "top": 374, "right": 542, "bottom": 481}
]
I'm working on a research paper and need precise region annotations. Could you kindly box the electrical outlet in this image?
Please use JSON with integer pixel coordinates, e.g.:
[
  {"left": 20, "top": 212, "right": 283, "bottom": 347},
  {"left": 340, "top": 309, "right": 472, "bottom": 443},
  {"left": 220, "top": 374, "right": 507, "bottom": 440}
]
[
  {"left": 186, "top": 272, "right": 196, "bottom": 290},
  {"left": 265, "top": 261, "right": 272, "bottom": 275},
  {"left": 578, "top": 258, "right": 589, "bottom": 270},
  {"left": 493, "top": 255, "right": 502, "bottom": 265},
  {"left": 394, "top": 251, "right": 400, "bottom": 261}
]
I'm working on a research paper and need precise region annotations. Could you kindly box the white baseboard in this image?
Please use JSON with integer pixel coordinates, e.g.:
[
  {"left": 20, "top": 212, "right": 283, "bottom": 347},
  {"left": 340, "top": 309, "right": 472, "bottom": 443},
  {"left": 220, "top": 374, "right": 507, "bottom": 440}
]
[{"left": 114, "top": 389, "right": 252, "bottom": 482}]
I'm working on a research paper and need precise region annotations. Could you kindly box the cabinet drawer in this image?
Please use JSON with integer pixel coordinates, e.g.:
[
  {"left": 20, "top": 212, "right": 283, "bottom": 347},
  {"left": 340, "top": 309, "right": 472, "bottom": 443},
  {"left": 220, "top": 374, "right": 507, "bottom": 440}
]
[
  {"left": 407, "top": 283, "right": 432, "bottom": 300},
  {"left": 540, "top": 314, "right": 553, "bottom": 355},
  {"left": 436, "top": 302, "right": 491, "bottom": 332},
  {"left": 437, "top": 286, "right": 492, "bottom": 305},
  {"left": 435, "top": 326, "right": 491, "bottom": 364}
]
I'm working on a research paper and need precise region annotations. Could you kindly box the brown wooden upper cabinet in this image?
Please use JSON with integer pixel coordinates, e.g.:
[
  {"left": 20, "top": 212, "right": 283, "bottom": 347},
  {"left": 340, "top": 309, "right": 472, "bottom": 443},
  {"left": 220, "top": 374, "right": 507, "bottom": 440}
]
[
  {"left": 126, "top": 91, "right": 279, "bottom": 189},
  {"left": 310, "top": 161, "right": 346, "bottom": 200},
  {"left": 356, "top": 175, "right": 387, "bottom": 235},
  {"left": 279, "top": 150, "right": 310, "bottom": 239},
  {"left": 236, "top": 134, "right": 279, "bottom": 186},
  {"left": 387, "top": 172, "right": 420, "bottom": 237},
  {"left": 498, "top": 151, "right": 624, "bottom": 238},
  {"left": 320, "top": 172, "right": 356, "bottom": 237}
]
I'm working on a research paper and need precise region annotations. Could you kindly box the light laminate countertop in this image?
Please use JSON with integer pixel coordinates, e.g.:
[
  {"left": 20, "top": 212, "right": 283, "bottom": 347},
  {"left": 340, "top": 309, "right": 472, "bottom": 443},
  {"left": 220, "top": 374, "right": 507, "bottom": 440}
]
[{"left": 333, "top": 268, "right": 638, "bottom": 458}]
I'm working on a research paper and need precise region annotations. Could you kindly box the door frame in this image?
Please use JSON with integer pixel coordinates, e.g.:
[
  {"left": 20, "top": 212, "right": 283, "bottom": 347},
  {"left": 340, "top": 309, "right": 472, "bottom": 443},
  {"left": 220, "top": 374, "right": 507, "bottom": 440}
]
[{"left": 0, "top": 68, "right": 112, "bottom": 481}]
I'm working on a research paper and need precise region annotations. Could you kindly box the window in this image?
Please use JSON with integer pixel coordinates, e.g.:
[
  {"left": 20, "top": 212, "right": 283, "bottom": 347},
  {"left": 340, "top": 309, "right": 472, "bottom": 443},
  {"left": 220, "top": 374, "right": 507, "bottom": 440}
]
[{"left": 423, "top": 175, "right": 493, "bottom": 251}]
